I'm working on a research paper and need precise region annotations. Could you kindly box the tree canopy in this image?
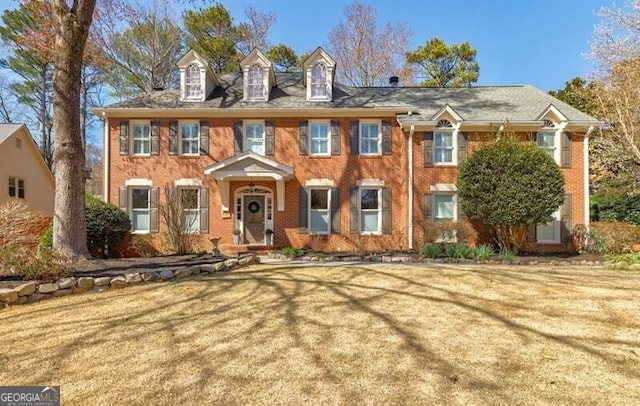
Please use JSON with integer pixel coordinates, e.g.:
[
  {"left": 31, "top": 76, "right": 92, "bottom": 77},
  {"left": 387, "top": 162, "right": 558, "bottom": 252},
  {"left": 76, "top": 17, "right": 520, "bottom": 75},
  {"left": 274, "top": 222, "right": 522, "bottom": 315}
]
[{"left": 406, "top": 37, "right": 479, "bottom": 87}]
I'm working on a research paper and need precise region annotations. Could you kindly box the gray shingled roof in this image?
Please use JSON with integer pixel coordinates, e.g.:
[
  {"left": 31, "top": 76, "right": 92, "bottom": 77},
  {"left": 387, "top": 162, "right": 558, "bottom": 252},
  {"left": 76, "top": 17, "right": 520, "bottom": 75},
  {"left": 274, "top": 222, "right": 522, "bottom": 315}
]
[
  {"left": 0, "top": 123, "right": 24, "bottom": 145},
  {"left": 104, "top": 72, "right": 599, "bottom": 123}
]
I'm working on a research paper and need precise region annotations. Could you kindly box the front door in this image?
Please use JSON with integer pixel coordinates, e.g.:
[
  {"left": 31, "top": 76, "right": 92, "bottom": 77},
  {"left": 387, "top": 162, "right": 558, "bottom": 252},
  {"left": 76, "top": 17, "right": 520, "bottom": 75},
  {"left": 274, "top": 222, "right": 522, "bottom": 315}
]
[{"left": 243, "top": 195, "right": 265, "bottom": 244}]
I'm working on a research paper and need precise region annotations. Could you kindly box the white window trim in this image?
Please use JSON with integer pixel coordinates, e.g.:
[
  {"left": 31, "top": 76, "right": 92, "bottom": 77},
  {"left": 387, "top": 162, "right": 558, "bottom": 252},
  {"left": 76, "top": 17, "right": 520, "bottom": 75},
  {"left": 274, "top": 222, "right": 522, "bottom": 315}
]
[
  {"left": 310, "top": 63, "right": 329, "bottom": 101},
  {"left": 536, "top": 210, "right": 561, "bottom": 244},
  {"left": 130, "top": 187, "right": 151, "bottom": 234},
  {"left": 175, "top": 178, "right": 203, "bottom": 187},
  {"left": 246, "top": 64, "right": 266, "bottom": 101},
  {"left": 536, "top": 123, "right": 564, "bottom": 165},
  {"left": 359, "top": 120, "right": 382, "bottom": 156},
  {"left": 308, "top": 188, "right": 331, "bottom": 235},
  {"left": 184, "top": 63, "right": 202, "bottom": 100},
  {"left": 179, "top": 121, "right": 200, "bottom": 156},
  {"left": 434, "top": 129, "right": 457, "bottom": 166},
  {"left": 131, "top": 120, "right": 151, "bottom": 156},
  {"left": 243, "top": 120, "right": 266, "bottom": 154},
  {"left": 305, "top": 178, "right": 334, "bottom": 187},
  {"left": 125, "top": 178, "right": 153, "bottom": 187},
  {"left": 433, "top": 193, "right": 458, "bottom": 243},
  {"left": 309, "top": 120, "right": 331, "bottom": 156},
  {"left": 8, "top": 176, "right": 25, "bottom": 199},
  {"left": 359, "top": 187, "right": 382, "bottom": 235}
]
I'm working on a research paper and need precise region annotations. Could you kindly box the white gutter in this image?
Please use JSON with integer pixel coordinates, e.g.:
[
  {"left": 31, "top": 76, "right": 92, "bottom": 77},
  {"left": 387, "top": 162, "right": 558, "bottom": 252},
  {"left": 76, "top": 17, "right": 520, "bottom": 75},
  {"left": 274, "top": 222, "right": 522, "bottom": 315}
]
[
  {"left": 584, "top": 126, "right": 594, "bottom": 227},
  {"left": 408, "top": 124, "right": 415, "bottom": 251},
  {"left": 102, "top": 112, "right": 109, "bottom": 202}
]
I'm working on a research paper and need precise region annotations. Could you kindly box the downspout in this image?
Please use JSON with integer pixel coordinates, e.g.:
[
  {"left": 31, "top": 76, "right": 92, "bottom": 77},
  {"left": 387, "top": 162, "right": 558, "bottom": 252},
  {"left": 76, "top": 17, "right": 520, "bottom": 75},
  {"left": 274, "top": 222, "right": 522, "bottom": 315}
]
[
  {"left": 408, "top": 124, "right": 415, "bottom": 251},
  {"left": 102, "top": 112, "right": 109, "bottom": 202},
  {"left": 584, "top": 126, "right": 594, "bottom": 227}
]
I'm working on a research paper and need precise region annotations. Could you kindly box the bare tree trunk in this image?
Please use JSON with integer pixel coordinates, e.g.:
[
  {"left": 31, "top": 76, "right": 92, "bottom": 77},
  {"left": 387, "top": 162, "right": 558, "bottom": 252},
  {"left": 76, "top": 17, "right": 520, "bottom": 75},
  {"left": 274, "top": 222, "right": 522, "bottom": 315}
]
[{"left": 51, "top": 0, "right": 96, "bottom": 258}]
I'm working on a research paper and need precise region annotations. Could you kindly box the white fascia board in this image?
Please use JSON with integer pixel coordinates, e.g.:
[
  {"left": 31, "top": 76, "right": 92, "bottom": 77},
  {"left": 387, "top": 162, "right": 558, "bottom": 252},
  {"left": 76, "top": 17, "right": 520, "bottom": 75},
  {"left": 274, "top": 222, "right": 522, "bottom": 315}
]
[{"left": 94, "top": 107, "right": 404, "bottom": 119}]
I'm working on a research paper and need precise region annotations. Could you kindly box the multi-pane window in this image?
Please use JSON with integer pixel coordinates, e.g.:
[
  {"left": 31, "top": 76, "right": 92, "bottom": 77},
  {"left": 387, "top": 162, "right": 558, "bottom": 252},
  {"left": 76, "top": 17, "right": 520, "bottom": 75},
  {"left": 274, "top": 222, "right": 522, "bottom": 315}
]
[
  {"left": 434, "top": 131, "right": 454, "bottom": 164},
  {"left": 537, "top": 130, "right": 556, "bottom": 158},
  {"left": 309, "top": 189, "right": 330, "bottom": 233},
  {"left": 360, "top": 122, "right": 380, "bottom": 155},
  {"left": 131, "top": 188, "right": 150, "bottom": 232},
  {"left": 248, "top": 65, "right": 264, "bottom": 100},
  {"left": 310, "top": 122, "right": 330, "bottom": 155},
  {"left": 360, "top": 188, "right": 380, "bottom": 233},
  {"left": 185, "top": 63, "right": 201, "bottom": 99},
  {"left": 311, "top": 63, "right": 327, "bottom": 99},
  {"left": 8, "top": 177, "right": 24, "bottom": 199},
  {"left": 132, "top": 122, "right": 150, "bottom": 155},
  {"left": 181, "top": 188, "right": 200, "bottom": 233},
  {"left": 434, "top": 195, "right": 455, "bottom": 222},
  {"left": 181, "top": 122, "right": 200, "bottom": 155},
  {"left": 245, "top": 122, "right": 265, "bottom": 155}
]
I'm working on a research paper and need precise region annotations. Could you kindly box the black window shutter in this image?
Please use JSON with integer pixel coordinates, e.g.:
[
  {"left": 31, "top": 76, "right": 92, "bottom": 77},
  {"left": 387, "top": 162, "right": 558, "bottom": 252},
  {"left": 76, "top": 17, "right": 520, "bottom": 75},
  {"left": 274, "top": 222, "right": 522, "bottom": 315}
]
[
  {"left": 169, "top": 121, "right": 178, "bottom": 155},
  {"left": 299, "top": 120, "right": 308, "bottom": 155},
  {"left": 298, "top": 187, "right": 308, "bottom": 232},
  {"left": 199, "top": 121, "right": 210, "bottom": 155},
  {"left": 150, "top": 120, "right": 160, "bottom": 155},
  {"left": 458, "top": 132, "right": 467, "bottom": 164},
  {"left": 423, "top": 193, "right": 433, "bottom": 221},
  {"left": 527, "top": 224, "right": 537, "bottom": 242},
  {"left": 350, "top": 187, "right": 359, "bottom": 233},
  {"left": 331, "top": 188, "right": 340, "bottom": 233},
  {"left": 423, "top": 132, "right": 433, "bottom": 167},
  {"left": 381, "top": 120, "right": 392, "bottom": 155},
  {"left": 234, "top": 121, "right": 243, "bottom": 154},
  {"left": 119, "top": 187, "right": 128, "bottom": 212},
  {"left": 150, "top": 187, "right": 159, "bottom": 233},
  {"left": 349, "top": 120, "right": 359, "bottom": 155},
  {"left": 199, "top": 187, "right": 209, "bottom": 233},
  {"left": 265, "top": 120, "right": 275, "bottom": 156},
  {"left": 561, "top": 132, "right": 571, "bottom": 168},
  {"left": 561, "top": 194, "right": 572, "bottom": 243},
  {"left": 331, "top": 120, "right": 341, "bottom": 155},
  {"left": 119, "top": 121, "right": 129, "bottom": 155},
  {"left": 382, "top": 188, "right": 391, "bottom": 234}
]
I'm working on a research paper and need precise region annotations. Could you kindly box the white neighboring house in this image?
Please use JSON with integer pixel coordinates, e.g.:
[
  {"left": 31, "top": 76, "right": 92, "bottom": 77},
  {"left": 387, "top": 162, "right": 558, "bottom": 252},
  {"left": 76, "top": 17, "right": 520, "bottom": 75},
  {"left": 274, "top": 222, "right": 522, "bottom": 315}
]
[{"left": 0, "top": 124, "right": 55, "bottom": 216}]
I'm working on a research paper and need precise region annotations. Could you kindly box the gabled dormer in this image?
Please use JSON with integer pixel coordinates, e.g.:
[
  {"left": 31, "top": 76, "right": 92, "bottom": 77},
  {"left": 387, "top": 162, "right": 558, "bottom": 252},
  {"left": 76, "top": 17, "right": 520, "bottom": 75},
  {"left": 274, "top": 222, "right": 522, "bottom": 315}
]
[
  {"left": 302, "top": 47, "right": 336, "bottom": 102},
  {"left": 240, "top": 49, "right": 276, "bottom": 102},
  {"left": 176, "top": 49, "right": 218, "bottom": 102}
]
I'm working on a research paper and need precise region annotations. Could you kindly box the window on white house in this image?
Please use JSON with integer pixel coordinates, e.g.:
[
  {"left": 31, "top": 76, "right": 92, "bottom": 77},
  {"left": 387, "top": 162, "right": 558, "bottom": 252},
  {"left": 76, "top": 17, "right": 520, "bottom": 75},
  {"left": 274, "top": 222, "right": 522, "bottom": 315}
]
[
  {"left": 360, "top": 122, "right": 380, "bottom": 155},
  {"left": 311, "top": 63, "right": 328, "bottom": 99},
  {"left": 8, "top": 177, "right": 25, "bottom": 199},
  {"left": 185, "top": 63, "right": 201, "bottom": 99},
  {"left": 360, "top": 188, "right": 380, "bottom": 234},
  {"left": 248, "top": 64, "right": 264, "bottom": 100},
  {"left": 309, "top": 189, "right": 330, "bottom": 233},
  {"left": 131, "top": 188, "right": 150, "bottom": 232},
  {"left": 537, "top": 210, "right": 560, "bottom": 243},
  {"left": 180, "top": 122, "right": 200, "bottom": 155},
  {"left": 132, "top": 122, "right": 150, "bottom": 155},
  {"left": 181, "top": 188, "right": 200, "bottom": 233},
  {"left": 310, "top": 121, "right": 330, "bottom": 156},
  {"left": 245, "top": 122, "right": 265, "bottom": 155}
]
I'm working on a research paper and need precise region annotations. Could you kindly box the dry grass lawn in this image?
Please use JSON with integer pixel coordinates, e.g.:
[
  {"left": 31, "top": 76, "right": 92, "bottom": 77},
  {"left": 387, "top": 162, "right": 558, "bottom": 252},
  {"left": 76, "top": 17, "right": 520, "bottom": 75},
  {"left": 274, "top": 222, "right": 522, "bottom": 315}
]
[{"left": 1, "top": 262, "right": 639, "bottom": 405}]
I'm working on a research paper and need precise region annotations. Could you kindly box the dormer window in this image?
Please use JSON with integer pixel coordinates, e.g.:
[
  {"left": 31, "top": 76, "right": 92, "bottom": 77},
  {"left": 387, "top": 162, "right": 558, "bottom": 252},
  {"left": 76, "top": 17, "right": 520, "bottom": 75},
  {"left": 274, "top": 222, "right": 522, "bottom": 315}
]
[
  {"left": 185, "top": 63, "right": 202, "bottom": 99},
  {"left": 311, "top": 63, "right": 328, "bottom": 99},
  {"left": 248, "top": 64, "right": 264, "bottom": 100}
]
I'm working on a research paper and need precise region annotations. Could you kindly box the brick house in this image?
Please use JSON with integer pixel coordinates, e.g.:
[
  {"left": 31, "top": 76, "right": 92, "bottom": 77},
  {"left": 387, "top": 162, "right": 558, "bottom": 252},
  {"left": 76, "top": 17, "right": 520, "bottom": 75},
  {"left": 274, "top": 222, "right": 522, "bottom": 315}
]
[{"left": 95, "top": 47, "right": 600, "bottom": 254}]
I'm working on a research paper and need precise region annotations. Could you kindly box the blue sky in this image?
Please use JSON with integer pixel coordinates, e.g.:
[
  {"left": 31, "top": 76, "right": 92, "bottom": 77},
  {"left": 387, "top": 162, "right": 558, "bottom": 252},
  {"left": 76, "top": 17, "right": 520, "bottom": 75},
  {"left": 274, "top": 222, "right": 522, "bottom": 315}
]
[{"left": 221, "top": 0, "right": 609, "bottom": 92}]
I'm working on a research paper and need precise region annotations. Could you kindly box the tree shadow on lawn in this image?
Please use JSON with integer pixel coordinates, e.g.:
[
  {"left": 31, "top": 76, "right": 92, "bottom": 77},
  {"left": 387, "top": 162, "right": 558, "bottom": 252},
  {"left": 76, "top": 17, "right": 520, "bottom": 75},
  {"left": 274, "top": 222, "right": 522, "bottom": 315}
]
[{"left": 1, "top": 264, "right": 638, "bottom": 404}]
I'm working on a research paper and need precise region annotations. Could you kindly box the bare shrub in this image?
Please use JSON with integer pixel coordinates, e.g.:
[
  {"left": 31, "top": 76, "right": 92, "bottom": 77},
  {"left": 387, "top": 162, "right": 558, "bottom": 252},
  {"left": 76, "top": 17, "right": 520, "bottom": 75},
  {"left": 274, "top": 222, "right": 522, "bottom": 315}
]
[
  {"left": 590, "top": 222, "right": 640, "bottom": 254},
  {"left": 160, "top": 186, "right": 200, "bottom": 254}
]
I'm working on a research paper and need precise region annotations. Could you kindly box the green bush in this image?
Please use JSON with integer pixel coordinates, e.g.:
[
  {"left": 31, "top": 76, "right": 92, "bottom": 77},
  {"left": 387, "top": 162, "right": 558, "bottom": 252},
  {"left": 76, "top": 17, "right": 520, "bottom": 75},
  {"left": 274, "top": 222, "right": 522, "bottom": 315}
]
[
  {"left": 445, "top": 243, "right": 474, "bottom": 259},
  {"left": 605, "top": 252, "right": 640, "bottom": 265},
  {"left": 498, "top": 248, "right": 516, "bottom": 260},
  {"left": 422, "top": 243, "right": 441, "bottom": 259},
  {"left": 473, "top": 244, "right": 494, "bottom": 260},
  {"left": 457, "top": 135, "right": 565, "bottom": 252},
  {"left": 591, "top": 193, "right": 640, "bottom": 225},
  {"left": 86, "top": 195, "right": 131, "bottom": 258},
  {"left": 280, "top": 246, "right": 303, "bottom": 258}
]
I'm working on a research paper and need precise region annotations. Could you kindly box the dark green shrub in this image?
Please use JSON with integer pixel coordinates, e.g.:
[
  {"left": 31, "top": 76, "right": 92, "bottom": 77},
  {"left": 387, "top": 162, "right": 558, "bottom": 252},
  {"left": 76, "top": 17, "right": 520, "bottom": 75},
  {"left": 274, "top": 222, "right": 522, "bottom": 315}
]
[
  {"left": 85, "top": 195, "right": 131, "bottom": 258},
  {"left": 591, "top": 194, "right": 640, "bottom": 225},
  {"left": 445, "top": 243, "right": 474, "bottom": 259},
  {"left": 457, "top": 135, "right": 565, "bottom": 252},
  {"left": 422, "top": 243, "right": 441, "bottom": 259},
  {"left": 473, "top": 244, "right": 494, "bottom": 260}
]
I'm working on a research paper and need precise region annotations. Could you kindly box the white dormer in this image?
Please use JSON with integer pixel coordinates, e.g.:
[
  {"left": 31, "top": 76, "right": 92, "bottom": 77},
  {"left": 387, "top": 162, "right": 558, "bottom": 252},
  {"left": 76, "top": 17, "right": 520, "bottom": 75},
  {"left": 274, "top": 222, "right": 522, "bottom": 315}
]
[
  {"left": 240, "top": 49, "right": 275, "bottom": 102},
  {"left": 302, "top": 47, "right": 336, "bottom": 102},
  {"left": 176, "top": 49, "right": 218, "bottom": 102}
]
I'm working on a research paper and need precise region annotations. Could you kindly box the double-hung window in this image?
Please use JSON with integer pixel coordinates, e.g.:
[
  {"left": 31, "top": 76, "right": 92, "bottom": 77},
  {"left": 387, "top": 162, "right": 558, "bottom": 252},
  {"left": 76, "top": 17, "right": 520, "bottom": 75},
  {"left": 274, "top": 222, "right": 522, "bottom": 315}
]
[
  {"left": 537, "top": 131, "right": 556, "bottom": 159},
  {"left": 245, "top": 121, "right": 265, "bottom": 155},
  {"left": 360, "top": 121, "right": 380, "bottom": 155},
  {"left": 132, "top": 122, "right": 150, "bottom": 155},
  {"left": 181, "top": 122, "right": 200, "bottom": 155},
  {"left": 309, "top": 189, "right": 330, "bottom": 234},
  {"left": 185, "top": 63, "right": 201, "bottom": 99},
  {"left": 248, "top": 65, "right": 264, "bottom": 100},
  {"left": 537, "top": 210, "right": 560, "bottom": 243},
  {"left": 8, "top": 177, "right": 24, "bottom": 199},
  {"left": 181, "top": 188, "right": 200, "bottom": 233},
  {"left": 434, "top": 131, "right": 454, "bottom": 164},
  {"left": 434, "top": 195, "right": 455, "bottom": 222},
  {"left": 311, "top": 63, "right": 328, "bottom": 99},
  {"left": 310, "top": 121, "right": 330, "bottom": 156},
  {"left": 131, "top": 188, "right": 151, "bottom": 233},
  {"left": 360, "top": 188, "right": 380, "bottom": 234}
]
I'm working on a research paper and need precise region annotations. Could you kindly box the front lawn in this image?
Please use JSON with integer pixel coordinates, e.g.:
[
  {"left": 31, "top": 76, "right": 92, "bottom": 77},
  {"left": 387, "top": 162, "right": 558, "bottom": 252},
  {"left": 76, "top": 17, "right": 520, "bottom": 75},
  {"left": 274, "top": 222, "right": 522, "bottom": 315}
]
[{"left": 1, "top": 263, "right": 638, "bottom": 404}]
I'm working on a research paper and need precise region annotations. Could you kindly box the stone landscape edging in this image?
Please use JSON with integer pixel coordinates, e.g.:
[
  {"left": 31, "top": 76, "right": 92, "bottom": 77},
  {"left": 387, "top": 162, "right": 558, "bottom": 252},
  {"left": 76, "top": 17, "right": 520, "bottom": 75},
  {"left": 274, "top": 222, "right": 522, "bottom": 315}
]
[{"left": 0, "top": 254, "right": 259, "bottom": 307}]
